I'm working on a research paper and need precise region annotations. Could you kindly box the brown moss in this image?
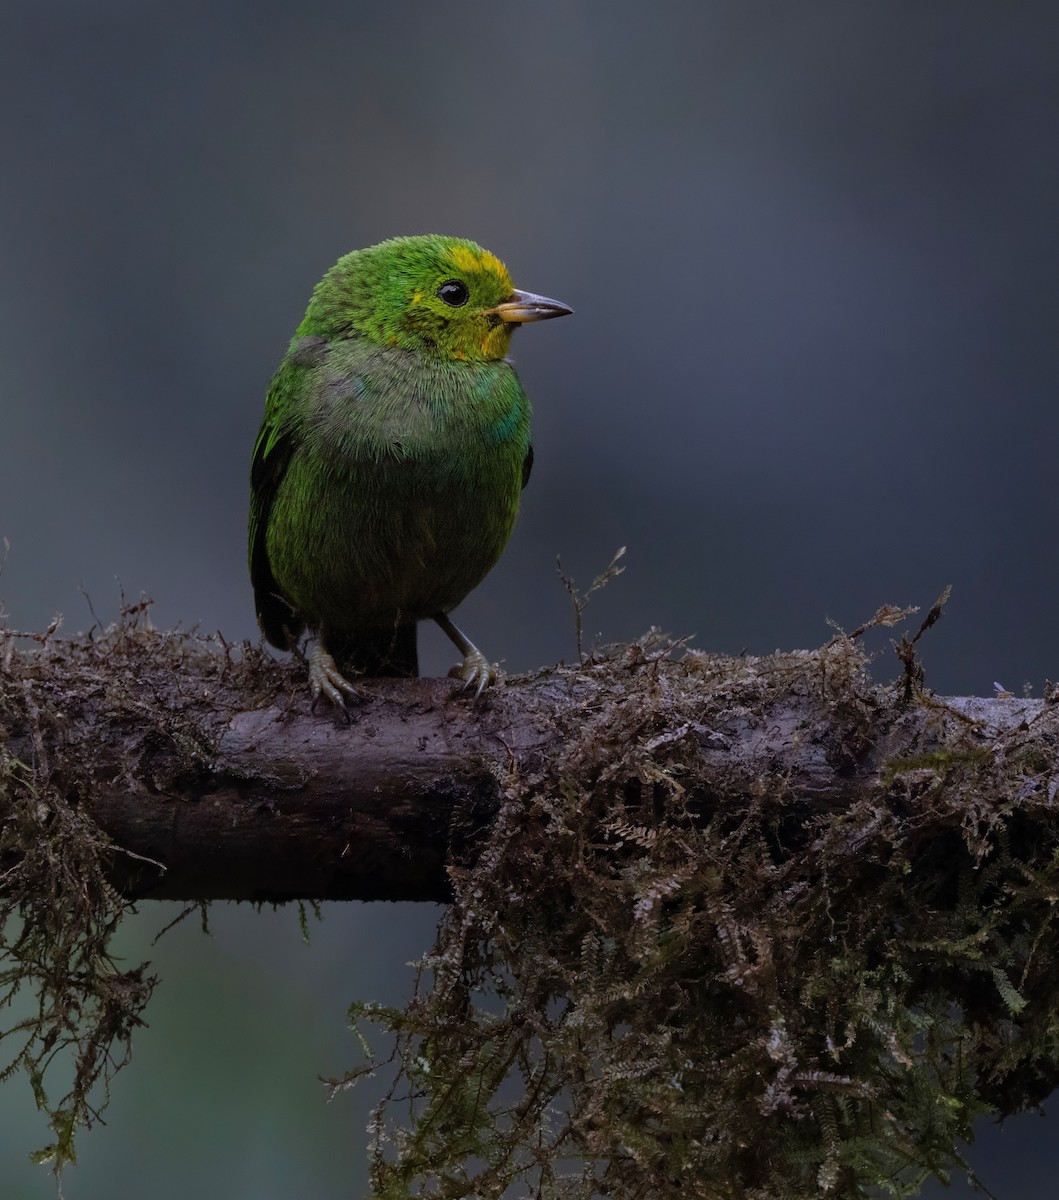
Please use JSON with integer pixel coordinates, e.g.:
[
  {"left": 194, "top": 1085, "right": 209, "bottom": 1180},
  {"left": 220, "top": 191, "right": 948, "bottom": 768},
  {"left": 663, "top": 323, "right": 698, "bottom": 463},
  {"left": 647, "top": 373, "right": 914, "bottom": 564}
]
[
  {"left": 0, "top": 598, "right": 291, "bottom": 1170},
  {"left": 4, "top": 597, "right": 1059, "bottom": 1197},
  {"left": 342, "top": 628, "right": 1059, "bottom": 1199}
]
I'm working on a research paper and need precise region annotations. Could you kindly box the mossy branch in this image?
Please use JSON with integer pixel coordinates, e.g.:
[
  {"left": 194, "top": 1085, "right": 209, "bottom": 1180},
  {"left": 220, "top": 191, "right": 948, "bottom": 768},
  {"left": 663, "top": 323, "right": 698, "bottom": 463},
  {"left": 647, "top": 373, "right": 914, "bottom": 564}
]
[
  {"left": 3, "top": 607, "right": 1059, "bottom": 1194},
  {"left": 0, "top": 612, "right": 1047, "bottom": 906}
]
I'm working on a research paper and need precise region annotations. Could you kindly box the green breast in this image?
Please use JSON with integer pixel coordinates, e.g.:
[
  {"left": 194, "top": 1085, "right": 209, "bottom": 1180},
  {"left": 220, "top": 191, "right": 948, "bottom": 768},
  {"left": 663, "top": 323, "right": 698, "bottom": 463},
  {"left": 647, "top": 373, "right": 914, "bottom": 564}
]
[{"left": 265, "top": 340, "right": 530, "bottom": 633}]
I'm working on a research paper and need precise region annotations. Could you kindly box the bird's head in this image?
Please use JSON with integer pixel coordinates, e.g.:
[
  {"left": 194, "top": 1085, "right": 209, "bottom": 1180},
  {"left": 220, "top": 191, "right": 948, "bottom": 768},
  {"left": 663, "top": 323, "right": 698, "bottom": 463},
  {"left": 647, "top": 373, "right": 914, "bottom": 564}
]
[{"left": 298, "top": 234, "right": 572, "bottom": 362}]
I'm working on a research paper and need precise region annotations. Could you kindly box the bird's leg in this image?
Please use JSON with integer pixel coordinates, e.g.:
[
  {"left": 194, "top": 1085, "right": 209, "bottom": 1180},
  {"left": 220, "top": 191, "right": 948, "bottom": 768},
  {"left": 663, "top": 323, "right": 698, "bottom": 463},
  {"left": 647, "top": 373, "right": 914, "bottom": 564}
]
[
  {"left": 434, "top": 612, "right": 497, "bottom": 698},
  {"left": 308, "top": 635, "right": 360, "bottom": 712}
]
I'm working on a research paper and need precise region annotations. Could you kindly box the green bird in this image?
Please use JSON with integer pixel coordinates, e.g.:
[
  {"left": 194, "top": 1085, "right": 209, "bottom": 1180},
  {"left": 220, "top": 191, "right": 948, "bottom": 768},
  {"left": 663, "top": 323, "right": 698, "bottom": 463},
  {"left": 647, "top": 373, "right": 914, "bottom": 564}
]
[{"left": 249, "top": 234, "right": 572, "bottom": 708}]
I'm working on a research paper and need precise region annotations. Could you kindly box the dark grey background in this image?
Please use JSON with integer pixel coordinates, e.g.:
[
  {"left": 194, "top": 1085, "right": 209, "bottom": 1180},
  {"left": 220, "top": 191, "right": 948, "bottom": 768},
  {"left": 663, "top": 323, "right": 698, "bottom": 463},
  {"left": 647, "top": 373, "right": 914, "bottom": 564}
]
[{"left": 1, "top": 2, "right": 1057, "bottom": 1196}]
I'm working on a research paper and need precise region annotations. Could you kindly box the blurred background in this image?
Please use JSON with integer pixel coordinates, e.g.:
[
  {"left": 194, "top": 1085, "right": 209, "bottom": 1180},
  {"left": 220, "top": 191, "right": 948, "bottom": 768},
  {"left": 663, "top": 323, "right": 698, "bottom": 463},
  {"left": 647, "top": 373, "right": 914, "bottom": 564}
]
[{"left": 2, "top": 1, "right": 1057, "bottom": 1195}]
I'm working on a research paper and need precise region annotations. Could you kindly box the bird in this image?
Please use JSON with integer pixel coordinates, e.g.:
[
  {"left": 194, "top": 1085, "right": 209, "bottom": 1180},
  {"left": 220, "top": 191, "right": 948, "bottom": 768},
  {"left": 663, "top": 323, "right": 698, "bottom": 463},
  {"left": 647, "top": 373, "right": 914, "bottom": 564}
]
[{"left": 248, "top": 234, "right": 572, "bottom": 710}]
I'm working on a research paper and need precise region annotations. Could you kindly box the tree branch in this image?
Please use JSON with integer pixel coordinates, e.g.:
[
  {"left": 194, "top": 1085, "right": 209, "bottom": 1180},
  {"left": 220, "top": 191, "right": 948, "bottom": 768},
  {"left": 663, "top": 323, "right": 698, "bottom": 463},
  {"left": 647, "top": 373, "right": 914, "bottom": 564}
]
[
  {"left": 6, "top": 616, "right": 1059, "bottom": 1188},
  {"left": 2, "top": 619, "right": 1053, "bottom": 904}
]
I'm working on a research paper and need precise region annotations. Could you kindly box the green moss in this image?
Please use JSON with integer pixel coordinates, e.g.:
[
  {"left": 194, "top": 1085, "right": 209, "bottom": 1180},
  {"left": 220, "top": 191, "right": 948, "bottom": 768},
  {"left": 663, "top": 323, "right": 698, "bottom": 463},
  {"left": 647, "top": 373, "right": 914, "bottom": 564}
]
[{"left": 882, "top": 746, "right": 993, "bottom": 785}]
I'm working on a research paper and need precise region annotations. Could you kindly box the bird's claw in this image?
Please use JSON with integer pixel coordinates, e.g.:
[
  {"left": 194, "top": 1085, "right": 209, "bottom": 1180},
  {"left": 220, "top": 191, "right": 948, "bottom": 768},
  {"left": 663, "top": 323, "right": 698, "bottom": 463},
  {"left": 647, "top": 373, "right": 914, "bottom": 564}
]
[
  {"left": 309, "top": 644, "right": 360, "bottom": 714},
  {"left": 448, "top": 650, "right": 497, "bottom": 699}
]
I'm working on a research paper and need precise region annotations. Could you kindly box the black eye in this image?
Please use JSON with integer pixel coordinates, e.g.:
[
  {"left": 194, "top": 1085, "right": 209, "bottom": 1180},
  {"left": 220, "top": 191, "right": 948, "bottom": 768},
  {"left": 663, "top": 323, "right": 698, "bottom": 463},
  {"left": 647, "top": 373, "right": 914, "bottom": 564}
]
[{"left": 437, "top": 279, "right": 470, "bottom": 307}]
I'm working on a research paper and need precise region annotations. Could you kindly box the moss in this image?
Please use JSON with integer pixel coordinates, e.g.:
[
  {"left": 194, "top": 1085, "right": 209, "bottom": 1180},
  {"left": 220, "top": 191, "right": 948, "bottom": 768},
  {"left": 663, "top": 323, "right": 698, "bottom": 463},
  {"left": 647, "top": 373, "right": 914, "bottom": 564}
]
[
  {"left": 5, "top": 597, "right": 1059, "bottom": 1198},
  {"left": 882, "top": 746, "right": 993, "bottom": 785},
  {"left": 0, "top": 599, "right": 290, "bottom": 1172},
  {"left": 339, "top": 631, "right": 1059, "bottom": 1200}
]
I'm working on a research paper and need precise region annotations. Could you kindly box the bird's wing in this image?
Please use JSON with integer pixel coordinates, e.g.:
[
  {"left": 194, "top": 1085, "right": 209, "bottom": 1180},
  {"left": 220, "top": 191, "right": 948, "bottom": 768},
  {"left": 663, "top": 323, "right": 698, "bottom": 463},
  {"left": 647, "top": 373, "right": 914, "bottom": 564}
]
[
  {"left": 249, "top": 360, "right": 307, "bottom": 648},
  {"left": 522, "top": 443, "right": 534, "bottom": 490}
]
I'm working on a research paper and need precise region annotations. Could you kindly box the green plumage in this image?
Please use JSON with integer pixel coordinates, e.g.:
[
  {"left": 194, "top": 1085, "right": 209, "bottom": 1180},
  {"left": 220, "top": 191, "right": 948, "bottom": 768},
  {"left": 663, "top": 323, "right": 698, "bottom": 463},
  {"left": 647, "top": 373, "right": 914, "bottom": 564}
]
[{"left": 248, "top": 235, "right": 571, "bottom": 704}]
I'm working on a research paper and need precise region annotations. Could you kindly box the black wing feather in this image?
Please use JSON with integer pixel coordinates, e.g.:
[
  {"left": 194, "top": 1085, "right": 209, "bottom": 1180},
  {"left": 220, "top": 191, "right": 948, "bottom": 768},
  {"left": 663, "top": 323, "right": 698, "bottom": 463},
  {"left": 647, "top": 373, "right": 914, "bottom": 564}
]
[{"left": 249, "top": 423, "right": 302, "bottom": 649}]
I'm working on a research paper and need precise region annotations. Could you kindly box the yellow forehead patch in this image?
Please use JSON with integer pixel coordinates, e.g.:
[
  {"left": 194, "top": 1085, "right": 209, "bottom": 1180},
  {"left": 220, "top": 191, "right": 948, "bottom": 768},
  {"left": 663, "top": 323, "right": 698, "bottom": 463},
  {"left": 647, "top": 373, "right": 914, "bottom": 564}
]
[{"left": 447, "top": 244, "right": 510, "bottom": 284}]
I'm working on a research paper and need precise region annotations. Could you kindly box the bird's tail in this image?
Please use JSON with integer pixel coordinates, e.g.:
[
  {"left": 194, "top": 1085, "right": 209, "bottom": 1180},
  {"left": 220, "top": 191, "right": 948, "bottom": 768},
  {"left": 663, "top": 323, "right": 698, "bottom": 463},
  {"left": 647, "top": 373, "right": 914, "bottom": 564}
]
[{"left": 330, "top": 623, "right": 419, "bottom": 678}]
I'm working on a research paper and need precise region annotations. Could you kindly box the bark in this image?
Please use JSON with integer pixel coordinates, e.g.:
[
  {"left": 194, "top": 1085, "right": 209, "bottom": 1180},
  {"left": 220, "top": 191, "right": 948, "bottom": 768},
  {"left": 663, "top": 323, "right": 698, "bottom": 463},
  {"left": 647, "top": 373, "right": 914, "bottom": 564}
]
[{"left": 3, "top": 624, "right": 1052, "bottom": 904}]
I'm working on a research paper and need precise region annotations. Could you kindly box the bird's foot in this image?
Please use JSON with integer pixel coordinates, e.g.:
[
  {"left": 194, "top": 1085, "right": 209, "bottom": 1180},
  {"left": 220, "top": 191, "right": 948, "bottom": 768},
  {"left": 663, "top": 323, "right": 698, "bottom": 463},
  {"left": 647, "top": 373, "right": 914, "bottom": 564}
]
[
  {"left": 434, "top": 612, "right": 497, "bottom": 699},
  {"left": 308, "top": 641, "right": 360, "bottom": 714},
  {"left": 447, "top": 649, "right": 498, "bottom": 698}
]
